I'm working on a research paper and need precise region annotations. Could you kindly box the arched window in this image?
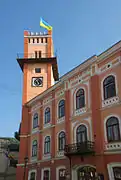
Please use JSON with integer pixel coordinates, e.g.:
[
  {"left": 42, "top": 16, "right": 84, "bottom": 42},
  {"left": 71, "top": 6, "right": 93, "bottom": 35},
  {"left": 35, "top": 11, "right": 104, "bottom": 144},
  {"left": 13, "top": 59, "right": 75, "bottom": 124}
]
[
  {"left": 44, "top": 136, "right": 50, "bottom": 154},
  {"left": 58, "top": 100, "right": 65, "bottom": 118},
  {"left": 32, "top": 140, "right": 37, "bottom": 157},
  {"left": 45, "top": 107, "right": 50, "bottom": 124},
  {"left": 106, "top": 117, "right": 120, "bottom": 142},
  {"left": 103, "top": 75, "right": 116, "bottom": 100},
  {"left": 33, "top": 113, "right": 38, "bottom": 129},
  {"left": 76, "top": 125, "right": 87, "bottom": 143},
  {"left": 58, "top": 131, "right": 66, "bottom": 151},
  {"left": 76, "top": 89, "right": 85, "bottom": 109}
]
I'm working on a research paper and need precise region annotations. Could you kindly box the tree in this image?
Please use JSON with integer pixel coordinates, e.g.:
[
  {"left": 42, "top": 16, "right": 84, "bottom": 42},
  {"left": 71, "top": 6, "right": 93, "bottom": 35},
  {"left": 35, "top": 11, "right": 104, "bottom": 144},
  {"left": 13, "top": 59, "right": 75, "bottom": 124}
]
[{"left": 14, "top": 123, "right": 21, "bottom": 141}]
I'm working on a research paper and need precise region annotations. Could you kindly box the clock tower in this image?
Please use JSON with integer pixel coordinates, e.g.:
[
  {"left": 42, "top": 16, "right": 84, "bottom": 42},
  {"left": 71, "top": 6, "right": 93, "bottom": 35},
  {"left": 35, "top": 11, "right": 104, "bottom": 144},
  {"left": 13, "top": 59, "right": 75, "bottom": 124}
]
[{"left": 17, "top": 30, "right": 59, "bottom": 104}]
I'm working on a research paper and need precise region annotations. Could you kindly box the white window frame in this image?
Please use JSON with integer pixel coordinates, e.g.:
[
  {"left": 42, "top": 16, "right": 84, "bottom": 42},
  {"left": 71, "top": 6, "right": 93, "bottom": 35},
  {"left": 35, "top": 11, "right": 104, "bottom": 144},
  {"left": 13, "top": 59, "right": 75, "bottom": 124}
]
[
  {"left": 74, "top": 87, "right": 86, "bottom": 111},
  {"left": 57, "top": 99, "right": 65, "bottom": 119},
  {"left": 104, "top": 114, "right": 121, "bottom": 143},
  {"left": 28, "top": 169, "right": 37, "bottom": 180},
  {"left": 101, "top": 73, "right": 118, "bottom": 101},
  {"left": 107, "top": 162, "right": 121, "bottom": 180},
  {"left": 32, "top": 111, "right": 39, "bottom": 132},
  {"left": 43, "top": 135, "right": 51, "bottom": 155},
  {"left": 41, "top": 167, "right": 50, "bottom": 180}
]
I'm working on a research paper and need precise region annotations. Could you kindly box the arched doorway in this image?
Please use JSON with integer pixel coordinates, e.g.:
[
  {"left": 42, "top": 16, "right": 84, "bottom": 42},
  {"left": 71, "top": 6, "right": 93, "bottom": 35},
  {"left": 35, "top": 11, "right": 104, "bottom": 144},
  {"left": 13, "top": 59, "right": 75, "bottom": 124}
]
[{"left": 77, "top": 166, "right": 97, "bottom": 180}]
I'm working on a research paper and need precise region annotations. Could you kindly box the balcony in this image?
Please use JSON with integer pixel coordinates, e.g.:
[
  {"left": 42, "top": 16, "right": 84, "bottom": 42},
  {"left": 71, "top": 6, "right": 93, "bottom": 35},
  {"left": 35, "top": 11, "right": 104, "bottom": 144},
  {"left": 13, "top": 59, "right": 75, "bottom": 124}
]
[{"left": 64, "top": 141, "right": 95, "bottom": 157}]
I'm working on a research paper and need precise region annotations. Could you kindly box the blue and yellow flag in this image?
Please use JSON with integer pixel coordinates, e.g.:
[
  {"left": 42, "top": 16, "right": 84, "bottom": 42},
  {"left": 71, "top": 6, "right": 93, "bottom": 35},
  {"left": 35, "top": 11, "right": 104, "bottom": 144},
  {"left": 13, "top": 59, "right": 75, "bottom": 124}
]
[{"left": 40, "top": 18, "right": 52, "bottom": 31}]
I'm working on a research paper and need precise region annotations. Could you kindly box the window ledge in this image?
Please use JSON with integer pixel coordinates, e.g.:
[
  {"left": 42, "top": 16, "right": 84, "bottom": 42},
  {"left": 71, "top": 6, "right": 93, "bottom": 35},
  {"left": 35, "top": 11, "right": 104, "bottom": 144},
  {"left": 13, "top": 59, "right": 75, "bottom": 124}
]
[
  {"left": 32, "top": 127, "right": 39, "bottom": 134},
  {"left": 42, "top": 153, "right": 51, "bottom": 160},
  {"left": 105, "top": 142, "right": 121, "bottom": 151},
  {"left": 56, "top": 150, "right": 64, "bottom": 157},
  {"left": 74, "top": 107, "right": 86, "bottom": 116},
  {"left": 57, "top": 116, "right": 65, "bottom": 124},
  {"left": 102, "top": 96, "right": 119, "bottom": 108},
  {"left": 30, "top": 156, "right": 37, "bottom": 162},
  {"left": 43, "top": 123, "right": 51, "bottom": 129}
]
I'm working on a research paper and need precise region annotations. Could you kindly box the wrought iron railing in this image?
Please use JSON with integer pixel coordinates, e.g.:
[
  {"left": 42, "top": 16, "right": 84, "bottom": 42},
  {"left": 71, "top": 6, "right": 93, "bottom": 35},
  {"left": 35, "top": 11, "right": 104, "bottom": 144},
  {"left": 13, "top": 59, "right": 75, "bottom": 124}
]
[{"left": 64, "top": 141, "right": 95, "bottom": 156}]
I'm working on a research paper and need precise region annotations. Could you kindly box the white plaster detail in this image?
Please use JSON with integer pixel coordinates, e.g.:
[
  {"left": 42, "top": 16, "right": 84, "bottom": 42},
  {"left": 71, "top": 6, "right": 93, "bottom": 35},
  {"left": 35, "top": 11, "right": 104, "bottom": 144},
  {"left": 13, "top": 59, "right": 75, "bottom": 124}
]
[
  {"left": 56, "top": 150, "right": 64, "bottom": 157},
  {"left": 105, "top": 142, "right": 121, "bottom": 151},
  {"left": 43, "top": 95, "right": 52, "bottom": 105},
  {"left": 55, "top": 89, "right": 65, "bottom": 98},
  {"left": 42, "top": 153, "right": 51, "bottom": 160},
  {"left": 74, "top": 107, "right": 86, "bottom": 116},
  {"left": 28, "top": 169, "right": 37, "bottom": 180},
  {"left": 41, "top": 167, "right": 50, "bottom": 180},
  {"left": 102, "top": 96, "right": 119, "bottom": 107},
  {"left": 42, "top": 135, "right": 51, "bottom": 157},
  {"left": 43, "top": 123, "right": 51, "bottom": 129},
  {"left": 107, "top": 162, "right": 121, "bottom": 180},
  {"left": 57, "top": 116, "right": 65, "bottom": 124}
]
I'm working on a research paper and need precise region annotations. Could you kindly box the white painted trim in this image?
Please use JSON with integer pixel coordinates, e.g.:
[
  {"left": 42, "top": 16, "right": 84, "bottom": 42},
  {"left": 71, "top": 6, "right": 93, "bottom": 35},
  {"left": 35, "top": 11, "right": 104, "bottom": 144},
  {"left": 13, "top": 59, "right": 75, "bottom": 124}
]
[
  {"left": 41, "top": 167, "right": 50, "bottom": 180},
  {"left": 104, "top": 114, "right": 121, "bottom": 143},
  {"left": 73, "top": 123, "right": 90, "bottom": 143},
  {"left": 31, "top": 111, "right": 40, "bottom": 132},
  {"left": 30, "top": 137, "right": 38, "bottom": 162},
  {"left": 28, "top": 169, "right": 37, "bottom": 180},
  {"left": 101, "top": 73, "right": 118, "bottom": 101},
  {"left": 56, "top": 166, "right": 66, "bottom": 180},
  {"left": 107, "top": 162, "right": 121, "bottom": 180}
]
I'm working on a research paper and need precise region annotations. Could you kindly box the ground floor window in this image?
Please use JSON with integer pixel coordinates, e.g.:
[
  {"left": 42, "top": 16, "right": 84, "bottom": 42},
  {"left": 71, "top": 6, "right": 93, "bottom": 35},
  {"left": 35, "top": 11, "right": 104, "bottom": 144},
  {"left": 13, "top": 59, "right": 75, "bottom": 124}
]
[
  {"left": 113, "top": 167, "right": 121, "bottom": 180},
  {"left": 43, "top": 170, "right": 50, "bottom": 180},
  {"left": 30, "top": 172, "right": 36, "bottom": 180},
  {"left": 59, "top": 168, "right": 66, "bottom": 180},
  {"left": 77, "top": 166, "right": 96, "bottom": 180}
]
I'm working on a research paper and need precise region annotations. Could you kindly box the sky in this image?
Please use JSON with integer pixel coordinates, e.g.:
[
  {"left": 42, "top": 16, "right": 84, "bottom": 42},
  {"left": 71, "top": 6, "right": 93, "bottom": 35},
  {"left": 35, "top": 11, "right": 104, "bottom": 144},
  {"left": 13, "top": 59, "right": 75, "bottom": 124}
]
[{"left": 0, "top": 0, "right": 121, "bottom": 137}]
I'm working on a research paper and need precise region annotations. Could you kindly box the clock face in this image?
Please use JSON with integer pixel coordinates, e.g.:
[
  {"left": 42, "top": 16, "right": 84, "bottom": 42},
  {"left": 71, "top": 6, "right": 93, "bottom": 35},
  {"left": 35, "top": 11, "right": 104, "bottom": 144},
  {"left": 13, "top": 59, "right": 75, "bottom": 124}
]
[{"left": 32, "top": 77, "right": 43, "bottom": 87}]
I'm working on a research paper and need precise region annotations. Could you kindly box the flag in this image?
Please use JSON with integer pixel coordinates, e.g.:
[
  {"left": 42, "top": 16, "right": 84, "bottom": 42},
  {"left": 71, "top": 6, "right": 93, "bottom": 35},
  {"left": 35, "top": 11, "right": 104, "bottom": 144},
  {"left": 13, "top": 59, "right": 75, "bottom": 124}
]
[{"left": 40, "top": 18, "right": 52, "bottom": 31}]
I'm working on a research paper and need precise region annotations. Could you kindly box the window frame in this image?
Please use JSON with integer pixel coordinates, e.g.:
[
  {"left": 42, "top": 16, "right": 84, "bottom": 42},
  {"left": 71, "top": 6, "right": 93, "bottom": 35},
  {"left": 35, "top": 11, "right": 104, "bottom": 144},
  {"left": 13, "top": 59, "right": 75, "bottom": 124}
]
[
  {"left": 32, "top": 140, "right": 37, "bottom": 157},
  {"left": 76, "top": 125, "right": 87, "bottom": 143},
  {"left": 58, "top": 100, "right": 65, "bottom": 119},
  {"left": 44, "top": 136, "right": 51, "bottom": 154},
  {"left": 33, "top": 113, "right": 39, "bottom": 129},
  {"left": 103, "top": 75, "right": 116, "bottom": 100},
  {"left": 106, "top": 116, "right": 120, "bottom": 142},
  {"left": 45, "top": 107, "right": 51, "bottom": 124},
  {"left": 58, "top": 131, "right": 66, "bottom": 151},
  {"left": 76, "top": 88, "right": 85, "bottom": 110}
]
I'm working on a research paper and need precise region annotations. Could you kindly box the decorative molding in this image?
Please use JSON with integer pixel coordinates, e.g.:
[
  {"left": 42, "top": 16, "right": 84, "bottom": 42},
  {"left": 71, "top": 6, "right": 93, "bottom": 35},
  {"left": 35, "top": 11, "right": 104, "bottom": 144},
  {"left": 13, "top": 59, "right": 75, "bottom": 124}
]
[{"left": 107, "top": 162, "right": 121, "bottom": 180}]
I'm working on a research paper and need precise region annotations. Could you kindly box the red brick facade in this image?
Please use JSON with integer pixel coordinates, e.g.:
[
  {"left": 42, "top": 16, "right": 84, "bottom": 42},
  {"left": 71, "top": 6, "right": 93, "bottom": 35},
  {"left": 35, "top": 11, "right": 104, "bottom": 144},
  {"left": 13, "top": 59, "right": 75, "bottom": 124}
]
[{"left": 16, "top": 30, "right": 121, "bottom": 180}]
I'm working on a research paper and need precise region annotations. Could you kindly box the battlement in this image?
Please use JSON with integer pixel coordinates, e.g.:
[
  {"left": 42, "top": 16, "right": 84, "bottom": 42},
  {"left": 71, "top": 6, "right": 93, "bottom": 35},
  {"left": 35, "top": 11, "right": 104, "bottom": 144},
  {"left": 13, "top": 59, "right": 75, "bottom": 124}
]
[{"left": 24, "top": 30, "right": 51, "bottom": 37}]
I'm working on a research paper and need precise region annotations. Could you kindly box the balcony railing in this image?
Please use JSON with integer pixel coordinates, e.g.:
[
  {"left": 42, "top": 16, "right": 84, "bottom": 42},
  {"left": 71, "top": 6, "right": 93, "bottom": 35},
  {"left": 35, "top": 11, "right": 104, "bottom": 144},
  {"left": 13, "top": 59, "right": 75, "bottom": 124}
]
[
  {"left": 64, "top": 141, "right": 95, "bottom": 156},
  {"left": 16, "top": 53, "right": 56, "bottom": 59}
]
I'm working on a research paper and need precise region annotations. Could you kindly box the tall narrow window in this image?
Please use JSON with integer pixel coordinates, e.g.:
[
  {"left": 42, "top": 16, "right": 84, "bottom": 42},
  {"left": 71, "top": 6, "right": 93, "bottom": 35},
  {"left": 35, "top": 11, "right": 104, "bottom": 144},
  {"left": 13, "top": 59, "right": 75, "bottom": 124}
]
[
  {"left": 33, "top": 39, "right": 35, "bottom": 43},
  {"left": 43, "top": 170, "right": 50, "bottom": 180},
  {"left": 76, "top": 89, "right": 85, "bottom": 109},
  {"left": 113, "top": 167, "right": 121, "bottom": 180},
  {"left": 103, "top": 75, "right": 116, "bottom": 100},
  {"left": 33, "top": 113, "right": 38, "bottom": 129},
  {"left": 76, "top": 125, "right": 87, "bottom": 143},
  {"left": 32, "top": 140, "right": 37, "bottom": 157},
  {"left": 41, "top": 38, "right": 43, "bottom": 43},
  {"left": 45, "top": 38, "right": 47, "bottom": 43},
  {"left": 58, "top": 131, "right": 66, "bottom": 151},
  {"left": 39, "top": 51, "right": 41, "bottom": 58},
  {"left": 35, "top": 51, "right": 37, "bottom": 58},
  {"left": 37, "top": 38, "right": 39, "bottom": 43},
  {"left": 29, "top": 38, "right": 30, "bottom": 43},
  {"left": 106, "top": 117, "right": 120, "bottom": 142},
  {"left": 58, "top": 100, "right": 65, "bottom": 118},
  {"left": 45, "top": 107, "right": 50, "bottom": 124},
  {"left": 59, "top": 169, "right": 66, "bottom": 180},
  {"left": 44, "top": 136, "right": 50, "bottom": 154},
  {"left": 30, "top": 172, "right": 36, "bottom": 180}
]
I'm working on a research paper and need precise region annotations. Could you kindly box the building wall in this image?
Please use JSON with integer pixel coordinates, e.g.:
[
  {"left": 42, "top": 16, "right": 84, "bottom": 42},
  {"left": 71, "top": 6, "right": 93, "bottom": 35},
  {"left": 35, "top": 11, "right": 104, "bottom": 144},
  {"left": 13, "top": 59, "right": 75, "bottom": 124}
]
[{"left": 17, "top": 41, "right": 121, "bottom": 180}]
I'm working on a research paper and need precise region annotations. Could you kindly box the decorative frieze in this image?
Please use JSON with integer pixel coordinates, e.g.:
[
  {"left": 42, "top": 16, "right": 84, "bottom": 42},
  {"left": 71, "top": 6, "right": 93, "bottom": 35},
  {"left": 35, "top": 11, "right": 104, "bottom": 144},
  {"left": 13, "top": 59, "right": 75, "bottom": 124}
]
[
  {"left": 105, "top": 142, "right": 121, "bottom": 151},
  {"left": 55, "top": 89, "right": 65, "bottom": 98},
  {"left": 74, "top": 107, "right": 86, "bottom": 116},
  {"left": 102, "top": 96, "right": 119, "bottom": 108},
  {"left": 57, "top": 116, "right": 65, "bottom": 124},
  {"left": 56, "top": 150, "right": 64, "bottom": 157}
]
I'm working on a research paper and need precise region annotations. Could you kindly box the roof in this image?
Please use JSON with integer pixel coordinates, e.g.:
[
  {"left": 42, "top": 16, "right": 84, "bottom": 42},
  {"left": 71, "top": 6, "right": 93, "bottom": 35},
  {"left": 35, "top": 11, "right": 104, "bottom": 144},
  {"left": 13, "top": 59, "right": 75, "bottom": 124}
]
[{"left": 0, "top": 137, "right": 19, "bottom": 144}]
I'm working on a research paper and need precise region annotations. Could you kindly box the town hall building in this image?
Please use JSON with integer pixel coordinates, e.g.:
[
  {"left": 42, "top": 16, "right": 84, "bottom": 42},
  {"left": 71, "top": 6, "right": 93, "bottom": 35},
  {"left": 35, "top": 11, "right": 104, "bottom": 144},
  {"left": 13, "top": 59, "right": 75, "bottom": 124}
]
[{"left": 16, "top": 28, "right": 121, "bottom": 180}]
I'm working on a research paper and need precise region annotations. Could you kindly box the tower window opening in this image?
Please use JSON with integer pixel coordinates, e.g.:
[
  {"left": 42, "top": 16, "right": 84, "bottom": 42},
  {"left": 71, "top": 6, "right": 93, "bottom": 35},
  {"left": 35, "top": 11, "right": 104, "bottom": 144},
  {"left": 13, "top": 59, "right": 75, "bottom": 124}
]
[
  {"left": 39, "top": 51, "right": 42, "bottom": 58},
  {"left": 33, "top": 38, "right": 35, "bottom": 43},
  {"left": 37, "top": 38, "right": 39, "bottom": 43},
  {"left": 41, "top": 38, "right": 43, "bottom": 43},
  {"left": 35, "top": 51, "right": 37, "bottom": 58},
  {"left": 35, "top": 68, "right": 41, "bottom": 73},
  {"left": 45, "top": 38, "right": 47, "bottom": 43},
  {"left": 28, "top": 38, "right": 30, "bottom": 43}
]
